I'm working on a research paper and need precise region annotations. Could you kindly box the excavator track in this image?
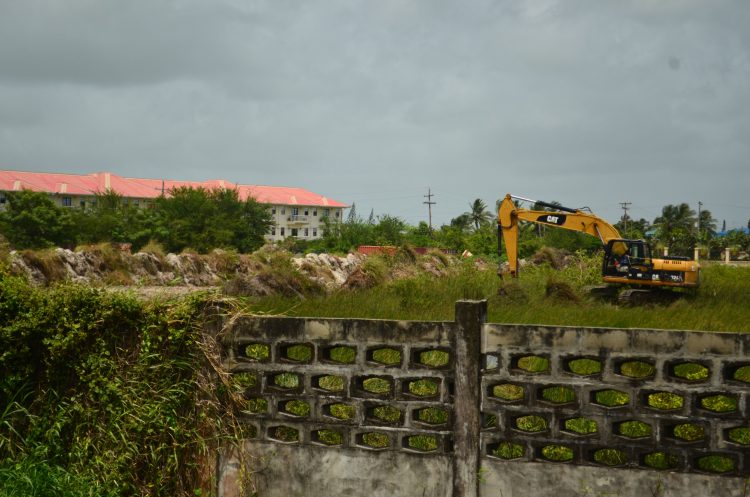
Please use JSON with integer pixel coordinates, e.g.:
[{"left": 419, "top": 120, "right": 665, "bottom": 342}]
[{"left": 618, "top": 288, "right": 682, "bottom": 306}]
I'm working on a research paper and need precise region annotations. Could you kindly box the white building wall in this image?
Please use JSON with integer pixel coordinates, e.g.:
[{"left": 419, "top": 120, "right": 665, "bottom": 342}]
[{"left": 266, "top": 205, "right": 344, "bottom": 242}]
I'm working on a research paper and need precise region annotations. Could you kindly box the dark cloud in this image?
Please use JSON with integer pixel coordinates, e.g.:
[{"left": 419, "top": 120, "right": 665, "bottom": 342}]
[{"left": 0, "top": 0, "right": 748, "bottom": 227}]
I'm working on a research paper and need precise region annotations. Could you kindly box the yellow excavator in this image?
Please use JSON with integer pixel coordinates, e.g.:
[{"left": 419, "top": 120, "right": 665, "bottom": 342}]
[{"left": 497, "top": 194, "right": 700, "bottom": 304}]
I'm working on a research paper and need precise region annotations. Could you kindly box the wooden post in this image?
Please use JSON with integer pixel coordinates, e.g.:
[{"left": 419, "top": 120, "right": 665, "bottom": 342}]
[{"left": 453, "top": 300, "right": 486, "bottom": 497}]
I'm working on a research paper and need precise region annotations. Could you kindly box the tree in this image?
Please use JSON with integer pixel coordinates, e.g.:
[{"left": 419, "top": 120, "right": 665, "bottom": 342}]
[
  {"left": 373, "top": 215, "right": 406, "bottom": 245},
  {"left": 0, "top": 190, "right": 75, "bottom": 249},
  {"left": 74, "top": 190, "right": 158, "bottom": 248},
  {"left": 652, "top": 203, "right": 696, "bottom": 255},
  {"left": 697, "top": 209, "right": 717, "bottom": 241},
  {"left": 406, "top": 221, "right": 433, "bottom": 247},
  {"left": 154, "top": 187, "right": 272, "bottom": 253},
  {"left": 450, "top": 213, "right": 472, "bottom": 232},
  {"left": 614, "top": 217, "right": 650, "bottom": 239},
  {"left": 466, "top": 199, "right": 492, "bottom": 231},
  {"left": 347, "top": 203, "right": 358, "bottom": 223}
]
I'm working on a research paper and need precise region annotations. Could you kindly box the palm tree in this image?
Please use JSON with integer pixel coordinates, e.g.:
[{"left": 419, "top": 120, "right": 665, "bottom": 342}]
[
  {"left": 698, "top": 209, "right": 717, "bottom": 238},
  {"left": 653, "top": 203, "right": 696, "bottom": 254},
  {"left": 467, "top": 199, "right": 492, "bottom": 231}
]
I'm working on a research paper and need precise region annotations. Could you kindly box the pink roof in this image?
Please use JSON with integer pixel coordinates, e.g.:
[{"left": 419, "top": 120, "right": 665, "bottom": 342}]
[{"left": 0, "top": 170, "right": 347, "bottom": 208}]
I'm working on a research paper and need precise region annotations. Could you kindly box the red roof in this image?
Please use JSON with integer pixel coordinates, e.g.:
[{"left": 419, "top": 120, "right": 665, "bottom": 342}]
[{"left": 0, "top": 170, "right": 347, "bottom": 208}]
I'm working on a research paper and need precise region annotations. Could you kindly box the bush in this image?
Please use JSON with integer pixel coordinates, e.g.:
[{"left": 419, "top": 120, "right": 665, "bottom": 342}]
[{"left": 0, "top": 276, "right": 249, "bottom": 496}]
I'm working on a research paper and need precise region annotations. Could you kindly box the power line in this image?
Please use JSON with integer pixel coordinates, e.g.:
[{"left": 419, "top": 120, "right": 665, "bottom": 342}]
[{"left": 423, "top": 188, "right": 436, "bottom": 232}]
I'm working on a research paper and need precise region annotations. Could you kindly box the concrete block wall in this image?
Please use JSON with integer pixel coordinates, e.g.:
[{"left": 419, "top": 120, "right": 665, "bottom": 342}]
[
  {"left": 222, "top": 316, "right": 458, "bottom": 456},
  {"left": 219, "top": 302, "right": 750, "bottom": 497},
  {"left": 481, "top": 323, "right": 750, "bottom": 475}
]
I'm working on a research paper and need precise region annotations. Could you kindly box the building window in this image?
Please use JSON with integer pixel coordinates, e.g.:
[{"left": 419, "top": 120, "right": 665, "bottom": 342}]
[
  {"left": 0, "top": 194, "right": 6, "bottom": 204},
  {"left": 304, "top": 228, "right": 309, "bottom": 237},
  {"left": 280, "top": 227, "right": 285, "bottom": 236},
  {"left": 80, "top": 200, "right": 86, "bottom": 208},
  {"left": 281, "top": 207, "right": 286, "bottom": 215},
  {"left": 324, "top": 208, "right": 330, "bottom": 217},
  {"left": 335, "top": 211, "right": 340, "bottom": 218},
  {"left": 292, "top": 207, "right": 299, "bottom": 216},
  {"left": 62, "top": 196, "right": 72, "bottom": 207},
  {"left": 304, "top": 208, "right": 309, "bottom": 216},
  {"left": 312, "top": 228, "right": 317, "bottom": 237},
  {"left": 291, "top": 228, "right": 298, "bottom": 237},
  {"left": 271, "top": 227, "right": 276, "bottom": 236},
  {"left": 272, "top": 207, "right": 276, "bottom": 215},
  {"left": 313, "top": 208, "right": 317, "bottom": 216}
]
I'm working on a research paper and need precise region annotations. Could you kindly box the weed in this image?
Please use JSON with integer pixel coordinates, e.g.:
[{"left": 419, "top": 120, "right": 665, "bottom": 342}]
[
  {"left": 21, "top": 249, "right": 68, "bottom": 283},
  {"left": 139, "top": 240, "right": 166, "bottom": 258}
]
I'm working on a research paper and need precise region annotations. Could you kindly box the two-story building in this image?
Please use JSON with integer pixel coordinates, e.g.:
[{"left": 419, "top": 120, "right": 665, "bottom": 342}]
[{"left": 0, "top": 170, "right": 347, "bottom": 241}]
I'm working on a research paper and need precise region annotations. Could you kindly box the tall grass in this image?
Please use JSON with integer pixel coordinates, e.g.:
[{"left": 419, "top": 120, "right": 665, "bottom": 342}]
[{"left": 244, "top": 257, "right": 750, "bottom": 332}]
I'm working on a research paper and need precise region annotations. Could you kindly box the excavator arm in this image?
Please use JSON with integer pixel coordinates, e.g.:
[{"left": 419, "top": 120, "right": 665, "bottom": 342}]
[{"left": 497, "top": 194, "right": 623, "bottom": 277}]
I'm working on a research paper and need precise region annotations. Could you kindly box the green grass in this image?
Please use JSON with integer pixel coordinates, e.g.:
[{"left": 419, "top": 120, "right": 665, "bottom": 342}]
[
  {"left": 643, "top": 451, "right": 679, "bottom": 470},
  {"left": 407, "top": 379, "right": 439, "bottom": 397},
  {"left": 594, "top": 389, "right": 630, "bottom": 407},
  {"left": 406, "top": 435, "right": 438, "bottom": 451},
  {"left": 317, "top": 375, "right": 345, "bottom": 392},
  {"left": 618, "top": 420, "right": 652, "bottom": 438},
  {"left": 564, "top": 417, "right": 597, "bottom": 435},
  {"left": 419, "top": 349, "right": 450, "bottom": 367},
  {"left": 673, "top": 423, "right": 705, "bottom": 442},
  {"left": 371, "top": 405, "right": 401, "bottom": 423},
  {"left": 315, "top": 429, "right": 343, "bottom": 446},
  {"left": 619, "top": 361, "right": 655, "bottom": 378},
  {"left": 701, "top": 394, "right": 738, "bottom": 413},
  {"left": 0, "top": 458, "right": 114, "bottom": 497},
  {"left": 361, "top": 432, "right": 389, "bottom": 448},
  {"left": 593, "top": 448, "right": 627, "bottom": 466},
  {"left": 328, "top": 346, "right": 356, "bottom": 363},
  {"left": 567, "top": 358, "right": 601, "bottom": 375},
  {"left": 416, "top": 407, "right": 449, "bottom": 425},
  {"left": 362, "top": 377, "right": 391, "bottom": 395},
  {"left": 492, "top": 383, "right": 525, "bottom": 401},
  {"left": 540, "top": 386, "right": 576, "bottom": 404},
  {"left": 647, "top": 392, "right": 684, "bottom": 410},
  {"left": 727, "top": 427, "right": 750, "bottom": 445},
  {"left": 490, "top": 442, "right": 524, "bottom": 459},
  {"left": 672, "top": 362, "right": 709, "bottom": 381},
  {"left": 541, "top": 444, "right": 574, "bottom": 462},
  {"left": 237, "top": 262, "right": 750, "bottom": 332},
  {"left": 327, "top": 403, "right": 355, "bottom": 419}
]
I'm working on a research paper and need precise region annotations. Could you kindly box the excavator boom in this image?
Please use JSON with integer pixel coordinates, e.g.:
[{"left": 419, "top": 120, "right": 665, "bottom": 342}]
[{"left": 498, "top": 194, "right": 622, "bottom": 276}]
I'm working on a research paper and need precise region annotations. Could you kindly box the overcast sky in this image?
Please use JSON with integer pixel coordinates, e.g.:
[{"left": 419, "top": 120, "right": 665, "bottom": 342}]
[{"left": 1, "top": 0, "right": 748, "bottom": 228}]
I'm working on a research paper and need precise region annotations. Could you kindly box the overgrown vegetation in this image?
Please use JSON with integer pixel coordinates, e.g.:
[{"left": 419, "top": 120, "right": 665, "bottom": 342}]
[
  {"left": 0, "top": 187, "right": 271, "bottom": 253},
  {"left": 0, "top": 274, "right": 253, "bottom": 496},
  {"left": 242, "top": 253, "right": 750, "bottom": 332}
]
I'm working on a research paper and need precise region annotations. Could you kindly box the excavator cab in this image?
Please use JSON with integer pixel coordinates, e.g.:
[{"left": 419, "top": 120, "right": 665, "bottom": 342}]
[{"left": 603, "top": 239, "right": 652, "bottom": 279}]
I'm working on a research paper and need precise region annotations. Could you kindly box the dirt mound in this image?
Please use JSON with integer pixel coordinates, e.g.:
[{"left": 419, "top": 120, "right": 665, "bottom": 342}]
[
  {"left": 545, "top": 280, "right": 580, "bottom": 303},
  {"left": 497, "top": 281, "right": 528, "bottom": 304},
  {"left": 531, "top": 247, "right": 570, "bottom": 270}
]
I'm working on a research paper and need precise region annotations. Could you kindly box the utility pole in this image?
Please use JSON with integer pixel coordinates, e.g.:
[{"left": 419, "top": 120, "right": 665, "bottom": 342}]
[
  {"left": 423, "top": 188, "right": 436, "bottom": 232},
  {"left": 696, "top": 200, "right": 703, "bottom": 232},
  {"left": 619, "top": 201, "right": 631, "bottom": 233},
  {"left": 696, "top": 200, "right": 703, "bottom": 262}
]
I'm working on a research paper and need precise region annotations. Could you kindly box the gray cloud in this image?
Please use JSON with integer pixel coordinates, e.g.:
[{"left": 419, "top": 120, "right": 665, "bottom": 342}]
[{"left": 0, "top": 0, "right": 748, "bottom": 227}]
